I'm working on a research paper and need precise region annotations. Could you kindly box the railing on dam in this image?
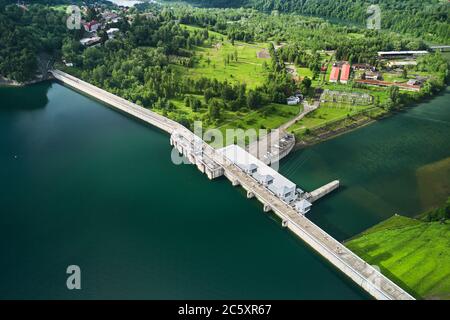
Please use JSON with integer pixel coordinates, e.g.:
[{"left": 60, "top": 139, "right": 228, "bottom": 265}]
[{"left": 51, "top": 69, "right": 415, "bottom": 300}]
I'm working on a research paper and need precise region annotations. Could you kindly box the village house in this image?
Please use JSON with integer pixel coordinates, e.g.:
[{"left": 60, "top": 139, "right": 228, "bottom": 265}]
[
  {"left": 352, "top": 63, "right": 376, "bottom": 72},
  {"left": 83, "top": 20, "right": 101, "bottom": 33},
  {"left": 287, "top": 96, "right": 301, "bottom": 105},
  {"left": 407, "top": 77, "right": 427, "bottom": 87},
  {"left": 362, "top": 71, "right": 382, "bottom": 81},
  {"left": 102, "top": 11, "right": 120, "bottom": 23},
  {"left": 340, "top": 63, "right": 351, "bottom": 84},
  {"left": 80, "top": 36, "right": 102, "bottom": 47},
  {"left": 106, "top": 28, "right": 120, "bottom": 39},
  {"left": 329, "top": 66, "right": 340, "bottom": 83}
]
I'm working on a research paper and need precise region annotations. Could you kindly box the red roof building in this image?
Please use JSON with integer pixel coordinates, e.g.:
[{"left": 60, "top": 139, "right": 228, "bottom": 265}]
[
  {"left": 329, "top": 66, "right": 340, "bottom": 83},
  {"left": 340, "top": 63, "right": 351, "bottom": 83},
  {"left": 83, "top": 20, "right": 101, "bottom": 33}
]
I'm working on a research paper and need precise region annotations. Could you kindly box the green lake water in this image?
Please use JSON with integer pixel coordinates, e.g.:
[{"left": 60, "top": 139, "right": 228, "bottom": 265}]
[{"left": 0, "top": 83, "right": 448, "bottom": 299}]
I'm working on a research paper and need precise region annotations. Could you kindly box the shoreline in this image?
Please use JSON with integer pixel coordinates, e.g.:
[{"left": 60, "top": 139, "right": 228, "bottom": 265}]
[
  {"left": 293, "top": 116, "right": 378, "bottom": 150},
  {"left": 6, "top": 75, "right": 448, "bottom": 154},
  {"left": 0, "top": 75, "right": 47, "bottom": 87},
  {"left": 292, "top": 86, "right": 449, "bottom": 150}
]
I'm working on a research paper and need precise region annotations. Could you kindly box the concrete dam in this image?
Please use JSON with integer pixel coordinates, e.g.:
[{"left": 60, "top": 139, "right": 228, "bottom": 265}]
[{"left": 50, "top": 69, "right": 415, "bottom": 300}]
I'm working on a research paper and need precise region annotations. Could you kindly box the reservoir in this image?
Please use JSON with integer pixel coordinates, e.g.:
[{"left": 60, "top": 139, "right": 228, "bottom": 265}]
[{"left": 0, "top": 82, "right": 448, "bottom": 299}]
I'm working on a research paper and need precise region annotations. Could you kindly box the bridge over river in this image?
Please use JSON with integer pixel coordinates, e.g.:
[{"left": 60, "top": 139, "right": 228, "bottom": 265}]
[{"left": 50, "top": 69, "right": 415, "bottom": 300}]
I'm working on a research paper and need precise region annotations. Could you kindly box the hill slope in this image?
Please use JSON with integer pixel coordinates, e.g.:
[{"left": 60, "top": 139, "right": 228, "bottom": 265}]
[
  {"left": 345, "top": 215, "right": 450, "bottom": 300},
  {"left": 187, "top": 0, "right": 450, "bottom": 43}
]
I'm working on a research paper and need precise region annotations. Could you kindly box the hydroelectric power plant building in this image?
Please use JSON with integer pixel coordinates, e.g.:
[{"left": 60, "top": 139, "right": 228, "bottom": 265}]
[{"left": 218, "top": 145, "right": 312, "bottom": 215}]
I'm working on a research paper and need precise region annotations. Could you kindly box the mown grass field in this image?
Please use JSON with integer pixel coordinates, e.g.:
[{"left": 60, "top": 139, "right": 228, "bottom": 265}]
[
  {"left": 288, "top": 102, "right": 374, "bottom": 134},
  {"left": 346, "top": 215, "right": 450, "bottom": 300},
  {"left": 180, "top": 25, "right": 269, "bottom": 88},
  {"left": 217, "top": 103, "right": 300, "bottom": 133}
]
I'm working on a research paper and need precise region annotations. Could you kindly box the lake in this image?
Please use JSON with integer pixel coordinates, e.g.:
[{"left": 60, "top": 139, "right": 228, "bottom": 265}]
[{"left": 0, "top": 82, "right": 448, "bottom": 299}]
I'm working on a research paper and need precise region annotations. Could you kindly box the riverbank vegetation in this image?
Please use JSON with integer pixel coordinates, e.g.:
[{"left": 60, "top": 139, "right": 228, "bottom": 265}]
[{"left": 345, "top": 198, "right": 450, "bottom": 300}]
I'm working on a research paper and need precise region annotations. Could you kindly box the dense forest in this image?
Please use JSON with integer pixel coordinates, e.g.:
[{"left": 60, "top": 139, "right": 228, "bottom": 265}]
[
  {"left": 187, "top": 0, "right": 450, "bottom": 43},
  {"left": 62, "top": 10, "right": 296, "bottom": 127},
  {"left": 172, "top": 6, "right": 429, "bottom": 64},
  {"left": 0, "top": 0, "right": 67, "bottom": 81}
]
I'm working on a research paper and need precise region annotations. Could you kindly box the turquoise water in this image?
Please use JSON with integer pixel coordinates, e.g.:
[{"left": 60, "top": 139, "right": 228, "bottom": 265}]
[
  {"left": 0, "top": 83, "right": 448, "bottom": 299},
  {"left": 281, "top": 88, "right": 450, "bottom": 240}
]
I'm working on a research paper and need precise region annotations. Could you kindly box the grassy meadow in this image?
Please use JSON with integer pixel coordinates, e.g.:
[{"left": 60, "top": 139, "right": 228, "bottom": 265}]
[
  {"left": 181, "top": 24, "right": 269, "bottom": 88},
  {"left": 346, "top": 215, "right": 450, "bottom": 300}
]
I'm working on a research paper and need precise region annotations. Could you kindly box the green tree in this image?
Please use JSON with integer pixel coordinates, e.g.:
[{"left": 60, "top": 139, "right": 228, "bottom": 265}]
[
  {"left": 208, "top": 99, "right": 222, "bottom": 120},
  {"left": 247, "top": 90, "right": 263, "bottom": 109}
]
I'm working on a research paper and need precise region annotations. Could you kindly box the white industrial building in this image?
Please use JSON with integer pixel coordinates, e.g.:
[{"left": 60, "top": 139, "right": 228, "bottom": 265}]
[{"left": 218, "top": 144, "right": 312, "bottom": 214}]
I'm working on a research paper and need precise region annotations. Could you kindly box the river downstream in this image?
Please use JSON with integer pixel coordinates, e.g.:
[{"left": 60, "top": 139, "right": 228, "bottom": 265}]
[{"left": 0, "top": 82, "right": 448, "bottom": 299}]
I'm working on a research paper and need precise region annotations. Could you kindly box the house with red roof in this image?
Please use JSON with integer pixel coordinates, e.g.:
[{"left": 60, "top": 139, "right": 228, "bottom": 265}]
[
  {"left": 340, "top": 63, "right": 351, "bottom": 84},
  {"left": 329, "top": 66, "right": 340, "bottom": 83},
  {"left": 83, "top": 20, "right": 101, "bottom": 33}
]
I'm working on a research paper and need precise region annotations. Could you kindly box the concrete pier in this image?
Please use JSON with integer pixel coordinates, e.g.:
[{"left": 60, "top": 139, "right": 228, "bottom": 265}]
[
  {"left": 51, "top": 69, "right": 414, "bottom": 300},
  {"left": 309, "top": 180, "right": 340, "bottom": 202}
]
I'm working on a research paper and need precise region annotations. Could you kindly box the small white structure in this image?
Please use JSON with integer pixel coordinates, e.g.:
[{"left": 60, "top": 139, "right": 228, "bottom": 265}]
[
  {"left": 242, "top": 163, "right": 258, "bottom": 174},
  {"left": 269, "top": 181, "right": 297, "bottom": 203},
  {"left": 295, "top": 199, "right": 312, "bottom": 215},
  {"left": 253, "top": 172, "right": 274, "bottom": 186},
  {"left": 363, "top": 71, "right": 382, "bottom": 81},
  {"left": 106, "top": 28, "right": 120, "bottom": 39},
  {"left": 102, "top": 12, "right": 119, "bottom": 23},
  {"left": 80, "top": 36, "right": 102, "bottom": 47},
  {"left": 287, "top": 96, "right": 301, "bottom": 105}
]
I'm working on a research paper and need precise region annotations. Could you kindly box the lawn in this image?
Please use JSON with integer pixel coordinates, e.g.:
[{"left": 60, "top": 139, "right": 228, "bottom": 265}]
[
  {"left": 180, "top": 24, "right": 269, "bottom": 89},
  {"left": 288, "top": 102, "right": 372, "bottom": 134},
  {"left": 165, "top": 96, "right": 300, "bottom": 147},
  {"left": 181, "top": 24, "right": 226, "bottom": 40},
  {"left": 345, "top": 215, "right": 450, "bottom": 300},
  {"left": 297, "top": 67, "right": 313, "bottom": 79},
  {"left": 382, "top": 72, "right": 410, "bottom": 83},
  {"left": 323, "top": 83, "right": 390, "bottom": 104},
  {"left": 218, "top": 103, "right": 300, "bottom": 132},
  {"left": 214, "top": 103, "right": 300, "bottom": 147}
]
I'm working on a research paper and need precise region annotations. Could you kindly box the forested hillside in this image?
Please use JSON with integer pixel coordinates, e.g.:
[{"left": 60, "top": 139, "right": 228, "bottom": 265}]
[
  {"left": 0, "top": 0, "right": 67, "bottom": 81},
  {"left": 187, "top": 0, "right": 450, "bottom": 43}
]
